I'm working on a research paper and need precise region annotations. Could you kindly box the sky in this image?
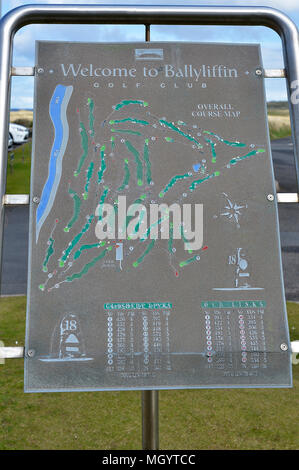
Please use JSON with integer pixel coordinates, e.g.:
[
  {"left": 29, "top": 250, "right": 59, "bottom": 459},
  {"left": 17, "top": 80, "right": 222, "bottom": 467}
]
[{"left": 1, "top": 0, "right": 299, "bottom": 108}]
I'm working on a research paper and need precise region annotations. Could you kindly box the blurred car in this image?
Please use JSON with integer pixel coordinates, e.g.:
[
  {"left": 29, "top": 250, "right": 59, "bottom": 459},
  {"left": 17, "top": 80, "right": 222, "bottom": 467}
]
[
  {"left": 8, "top": 134, "right": 13, "bottom": 149},
  {"left": 9, "top": 123, "right": 29, "bottom": 144}
]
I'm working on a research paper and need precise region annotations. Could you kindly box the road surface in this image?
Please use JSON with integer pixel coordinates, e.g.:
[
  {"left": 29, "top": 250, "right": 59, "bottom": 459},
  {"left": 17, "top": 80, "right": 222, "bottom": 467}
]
[{"left": 272, "top": 138, "right": 299, "bottom": 301}]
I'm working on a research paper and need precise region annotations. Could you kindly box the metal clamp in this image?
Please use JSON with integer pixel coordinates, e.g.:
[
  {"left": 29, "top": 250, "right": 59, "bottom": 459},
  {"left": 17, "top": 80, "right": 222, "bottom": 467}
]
[
  {"left": 1, "top": 344, "right": 298, "bottom": 362},
  {"left": 277, "top": 193, "right": 299, "bottom": 203},
  {"left": 4, "top": 194, "right": 30, "bottom": 205},
  {"left": 11, "top": 66, "right": 35, "bottom": 76},
  {"left": 263, "top": 68, "right": 286, "bottom": 78},
  {"left": 0, "top": 346, "right": 24, "bottom": 359}
]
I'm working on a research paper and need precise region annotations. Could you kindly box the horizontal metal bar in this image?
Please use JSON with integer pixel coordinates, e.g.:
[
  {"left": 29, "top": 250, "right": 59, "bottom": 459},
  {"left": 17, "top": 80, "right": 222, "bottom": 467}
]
[
  {"left": 3, "top": 193, "right": 297, "bottom": 205},
  {"left": 0, "top": 4, "right": 297, "bottom": 28},
  {"left": 0, "top": 345, "right": 297, "bottom": 359},
  {"left": 0, "top": 346, "right": 24, "bottom": 358},
  {"left": 11, "top": 66, "right": 35, "bottom": 76},
  {"left": 277, "top": 193, "right": 299, "bottom": 203},
  {"left": 0, "top": 345, "right": 297, "bottom": 361},
  {"left": 4, "top": 194, "right": 29, "bottom": 205},
  {"left": 264, "top": 68, "right": 286, "bottom": 78}
]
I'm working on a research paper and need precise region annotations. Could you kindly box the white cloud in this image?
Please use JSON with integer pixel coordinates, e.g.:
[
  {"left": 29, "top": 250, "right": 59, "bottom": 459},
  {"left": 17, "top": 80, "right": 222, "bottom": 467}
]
[
  {"left": 12, "top": 21, "right": 144, "bottom": 66},
  {"left": 10, "top": 76, "right": 33, "bottom": 109}
]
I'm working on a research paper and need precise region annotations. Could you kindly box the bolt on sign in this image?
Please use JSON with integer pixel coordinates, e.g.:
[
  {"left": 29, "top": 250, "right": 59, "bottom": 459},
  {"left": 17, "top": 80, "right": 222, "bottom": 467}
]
[{"left": 24, "top": 42, "right": 292, "bottom": 392}]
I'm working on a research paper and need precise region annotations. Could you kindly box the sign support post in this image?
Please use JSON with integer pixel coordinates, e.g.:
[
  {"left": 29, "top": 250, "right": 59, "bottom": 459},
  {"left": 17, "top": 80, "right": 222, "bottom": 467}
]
[
  {"left": 142, "top": 390, "right": 159, "bottom": 450},
  {"left": 141, "top": 22, "right": 159, "bottom": 451}
]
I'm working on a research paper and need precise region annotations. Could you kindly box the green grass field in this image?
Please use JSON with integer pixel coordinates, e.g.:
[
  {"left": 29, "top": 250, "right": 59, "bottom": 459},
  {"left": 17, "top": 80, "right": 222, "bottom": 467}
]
[
  {"left": 267, "top": 104, "right": 291, "bottom": 140},
  {"left": 6, "top": 141, "right": 31, "bottom": 194},
  {"left": 268, "top": 126, "right": 291, "bottom": 141},
  {"left": 0, "top": 296, "right": 298, "bottom": 450}
]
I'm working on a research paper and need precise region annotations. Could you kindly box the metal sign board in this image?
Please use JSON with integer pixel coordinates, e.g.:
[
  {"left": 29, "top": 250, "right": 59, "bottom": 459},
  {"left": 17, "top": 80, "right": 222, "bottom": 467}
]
[{"left": 24, "top": 41, "right": 292, "bottom": 392}]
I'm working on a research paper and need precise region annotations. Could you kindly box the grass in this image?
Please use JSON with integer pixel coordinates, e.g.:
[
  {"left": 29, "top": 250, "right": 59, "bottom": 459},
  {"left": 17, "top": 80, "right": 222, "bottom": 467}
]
[
  {"left": 268, "top": 114, "right": 291, "bottom": 140},
  {"left": 6, "top": 141, "right": 31, "bottom": 194},
  {"left": 267, "top": 109, "right": 290, "bottom": 117},
  {"left": 267, "top": 103, "right": 291, "bottom": 140},
  {"left": 0, "top": 296, "right": 298, "bottom": 450}
]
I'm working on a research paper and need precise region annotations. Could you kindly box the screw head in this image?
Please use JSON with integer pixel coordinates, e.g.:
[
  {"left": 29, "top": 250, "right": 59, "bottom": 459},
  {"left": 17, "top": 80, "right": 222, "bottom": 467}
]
[
  {"left": 255, "top": 68, "right": 263, "bottom": 76},
  {"left": 33, "top": 196, "right": 40, "bottom": 204},
  {"left": 27, "top": 349, "right": 35, "bottom": 358},
  {"left": 37, "top": 67, "right": 44, "bottom": 74},
  {"left": 267, "top": 194, "right": 274, "bottom": 201},
  {"left": 280, "top": 343, "right": 288, "bottom": 351}
]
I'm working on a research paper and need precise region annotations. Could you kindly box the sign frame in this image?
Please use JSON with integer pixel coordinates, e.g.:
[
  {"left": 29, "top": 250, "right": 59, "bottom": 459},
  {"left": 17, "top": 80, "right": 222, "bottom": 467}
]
[{"left": 25, "top": 39, "right": 291, "bottom": 393}]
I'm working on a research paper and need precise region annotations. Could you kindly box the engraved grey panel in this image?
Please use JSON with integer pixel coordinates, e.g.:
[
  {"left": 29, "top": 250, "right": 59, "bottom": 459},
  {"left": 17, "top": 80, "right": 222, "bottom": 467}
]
[{"left": 24, "top": 42, "right": 292, "bottom": 392}]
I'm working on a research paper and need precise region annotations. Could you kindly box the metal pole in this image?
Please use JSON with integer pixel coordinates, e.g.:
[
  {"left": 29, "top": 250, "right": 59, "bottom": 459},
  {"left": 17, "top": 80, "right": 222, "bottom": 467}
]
[
  {"left": 142, "top": 390, "right": 159, "bottom": 450},
  {"left": 145, "top": 23, "right": 150, "bottom": 42},
  {"left": 0, "top": 4, "right": 13, "bottom": 294},
  {"left": 141, "top": 20, "right": 159, "bottom": 451}
]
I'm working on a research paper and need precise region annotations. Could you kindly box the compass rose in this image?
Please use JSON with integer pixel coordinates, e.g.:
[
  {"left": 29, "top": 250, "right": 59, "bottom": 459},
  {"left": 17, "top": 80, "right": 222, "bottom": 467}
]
[{"left": 219, "top": 192, "right": 248, "bottom": 228}]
